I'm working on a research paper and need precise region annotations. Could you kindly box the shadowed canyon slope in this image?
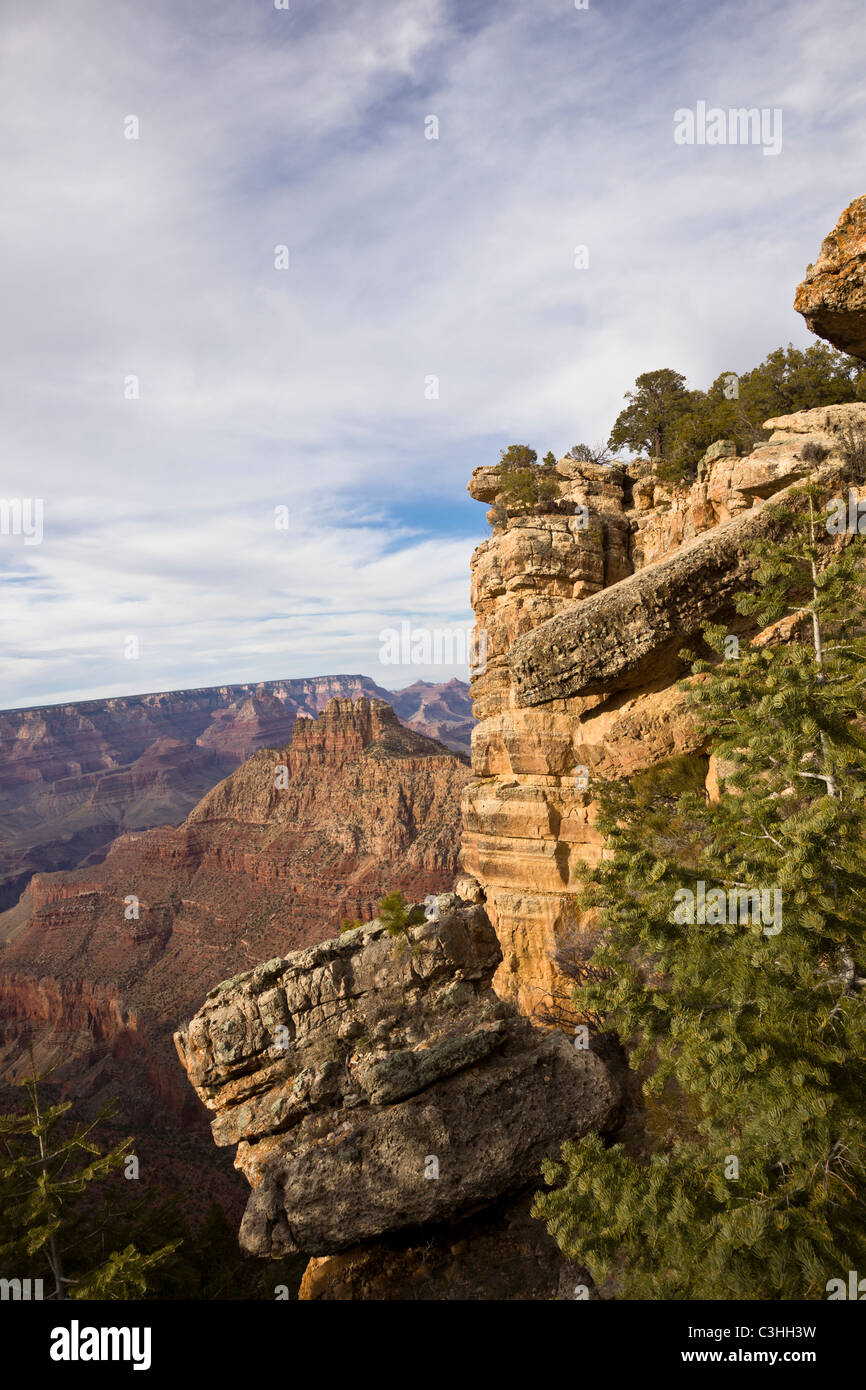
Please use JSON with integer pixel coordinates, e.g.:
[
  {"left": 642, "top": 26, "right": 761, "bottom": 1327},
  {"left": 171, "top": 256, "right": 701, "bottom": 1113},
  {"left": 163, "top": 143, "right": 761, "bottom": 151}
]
[
  {"left": 0, "top": 697, "right": 469, "bottom": 1220},
  {"left": 0, "top": 675, "right": 472, "bottom": 911}
]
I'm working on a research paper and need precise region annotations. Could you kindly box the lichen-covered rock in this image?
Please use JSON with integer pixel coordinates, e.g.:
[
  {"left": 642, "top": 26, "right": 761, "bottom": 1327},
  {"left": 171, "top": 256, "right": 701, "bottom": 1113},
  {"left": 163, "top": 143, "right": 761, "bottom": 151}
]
[
  {"left": 174, "top": 903, "right": 619, "bottom": 1256},
  {"left": 698, "top": 438, "right": 738, "bottom": 470},
  {"left": 794, "top": 195, "right": 866, "bottom": 359}
]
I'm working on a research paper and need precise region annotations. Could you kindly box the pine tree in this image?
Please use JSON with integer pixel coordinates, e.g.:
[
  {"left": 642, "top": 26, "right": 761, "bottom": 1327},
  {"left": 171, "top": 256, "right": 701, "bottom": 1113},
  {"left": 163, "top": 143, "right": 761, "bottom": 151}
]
[
  {"left": 0, "top": 1056, "right": 180, "bottom": 1299},
  {"left": 377, "top": 890, "right": 426, "bottom": 938},
  {"left": 607, "top": 368, "right": 691, "bottom": 460},
  {"left": 533, "top": 487, "right": 866, "bottom": 1298}
]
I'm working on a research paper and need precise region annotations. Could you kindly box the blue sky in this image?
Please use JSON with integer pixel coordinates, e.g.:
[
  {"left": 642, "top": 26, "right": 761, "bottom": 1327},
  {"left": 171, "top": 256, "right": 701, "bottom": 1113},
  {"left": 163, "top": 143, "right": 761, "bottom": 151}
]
[{"left": 1, "top": 0, "right": 865, "bottom": 707}]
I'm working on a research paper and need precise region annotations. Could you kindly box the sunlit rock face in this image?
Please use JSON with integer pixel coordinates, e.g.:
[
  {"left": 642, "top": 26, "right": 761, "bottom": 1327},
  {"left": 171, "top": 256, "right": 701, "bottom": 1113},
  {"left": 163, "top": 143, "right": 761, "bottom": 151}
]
[
  {"left": 460, "top": 418, "right": 861, "bottom": 1016},
  {"left": 795, "top": 194, "right": 866, "bottom": 359}
]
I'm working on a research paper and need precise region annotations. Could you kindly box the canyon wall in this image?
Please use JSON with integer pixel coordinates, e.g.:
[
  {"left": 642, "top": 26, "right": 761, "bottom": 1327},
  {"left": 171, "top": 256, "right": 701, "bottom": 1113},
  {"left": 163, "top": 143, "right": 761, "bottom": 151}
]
[
  {"left": 0, "top": 697, "right": 469, "bottom": 1223},
  {"left": 459, "top": 406, "right": 866, "bottom": 1016},
  {"left": 0, "top": 675, "right": 472, "bottom": 911}
]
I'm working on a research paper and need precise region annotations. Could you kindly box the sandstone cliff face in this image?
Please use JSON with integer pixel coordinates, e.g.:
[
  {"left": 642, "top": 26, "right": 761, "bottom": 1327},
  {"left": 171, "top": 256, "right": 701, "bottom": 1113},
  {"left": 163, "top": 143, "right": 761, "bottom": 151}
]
[
  {"left": 0, "top": 698, "right": 469, "bottom": 1223},
  {"left": 795, "top": 193, "right": 866, "bottom": 359},
  {"left": 460, "top": 407, "right": 866, "bottom": 1015},
  {"left": 0, "top": 676, "right": 473, "bottom": 911},
  {"left": 176, "top": 897, "right": 619, "bottom": 1282}
]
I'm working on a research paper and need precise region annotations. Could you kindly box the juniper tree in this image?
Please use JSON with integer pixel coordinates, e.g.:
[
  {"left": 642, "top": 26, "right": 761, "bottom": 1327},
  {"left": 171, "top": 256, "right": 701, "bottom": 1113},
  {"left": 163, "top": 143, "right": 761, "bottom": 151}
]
[
  {"left": 611, "top": 345, "right": 866, "bottom": 480},
  {"left": 497, "top": 444, "right": 560, "bottom": 514},
  {"left": 533, "top": 488, "right": 866, "bottom": 1298},
  {"left": 607, "top": 368, "right": 691, "bottom": 460}
]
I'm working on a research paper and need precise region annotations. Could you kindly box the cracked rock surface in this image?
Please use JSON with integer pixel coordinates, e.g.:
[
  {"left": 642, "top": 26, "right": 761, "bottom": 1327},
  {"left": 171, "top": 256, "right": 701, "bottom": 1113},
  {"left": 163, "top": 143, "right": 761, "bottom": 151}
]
[{"left": 175, "top": 898, "right": 619, "bottom": 1256}]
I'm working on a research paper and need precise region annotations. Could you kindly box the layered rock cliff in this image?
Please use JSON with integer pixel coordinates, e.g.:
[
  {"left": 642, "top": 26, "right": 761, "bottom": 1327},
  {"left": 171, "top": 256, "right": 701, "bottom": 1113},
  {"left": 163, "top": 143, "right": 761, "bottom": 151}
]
[{"left": 459, "top": 406, "right": 866, "bottom": 1015}]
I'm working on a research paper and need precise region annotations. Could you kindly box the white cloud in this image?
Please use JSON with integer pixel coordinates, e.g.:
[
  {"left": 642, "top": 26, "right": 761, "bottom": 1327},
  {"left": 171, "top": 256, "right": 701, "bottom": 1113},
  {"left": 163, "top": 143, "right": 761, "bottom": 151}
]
[{"left": 1, "top": 0, "right": 865, "bottom": 706}]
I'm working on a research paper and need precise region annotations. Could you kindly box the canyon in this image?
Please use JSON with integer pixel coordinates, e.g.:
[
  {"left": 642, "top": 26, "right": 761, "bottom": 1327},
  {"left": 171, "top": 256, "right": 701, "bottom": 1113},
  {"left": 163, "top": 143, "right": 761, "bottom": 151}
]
[
  {"left": 0, "top": 696, "right": 469, "bottom": 1225},
  {"left": 0, "top": 675, "right": 472, "bottom": 912},
  {"left": 4, "top": 192, "right": 865, "bottom": 1297},
  {"left": 172, "top": 192, "right": 866, "bottom": 1296}
]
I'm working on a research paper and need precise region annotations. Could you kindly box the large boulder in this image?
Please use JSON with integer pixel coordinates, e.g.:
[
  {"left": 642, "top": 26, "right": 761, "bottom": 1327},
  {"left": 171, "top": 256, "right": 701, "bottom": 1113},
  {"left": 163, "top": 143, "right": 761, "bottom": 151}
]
[
  {"left": 174, "top": 902, "right": 620, "bottom": 1258},
  {"left": 794, "top": 194, "right": 866, "bottom": 359}
]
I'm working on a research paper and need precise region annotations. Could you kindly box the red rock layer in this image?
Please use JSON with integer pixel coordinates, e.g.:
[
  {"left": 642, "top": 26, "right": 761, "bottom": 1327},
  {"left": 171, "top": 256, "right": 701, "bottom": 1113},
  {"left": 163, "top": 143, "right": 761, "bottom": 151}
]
[
  {"left": 0, "top": 676, "right": 473, "bottom": 909},
  {"left": 0, "top": 697, "right": 469, "bottom": 1222}
]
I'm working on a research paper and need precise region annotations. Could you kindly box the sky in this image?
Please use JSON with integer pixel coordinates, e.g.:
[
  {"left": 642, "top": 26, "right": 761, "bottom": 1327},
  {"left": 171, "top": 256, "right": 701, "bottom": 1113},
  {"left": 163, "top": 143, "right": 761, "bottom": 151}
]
[{"left": 1, "top": 0, "right": 865, "bottom": 708}]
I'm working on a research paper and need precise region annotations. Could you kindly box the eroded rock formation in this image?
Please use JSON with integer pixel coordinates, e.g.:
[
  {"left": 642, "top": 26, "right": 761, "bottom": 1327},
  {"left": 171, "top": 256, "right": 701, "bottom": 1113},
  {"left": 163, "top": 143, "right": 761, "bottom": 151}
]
[
  {"left": 0, "top": 676, "right": 473, "bottom": 911},
  {"left": 175, "top": 897, "right": 619, "bottom": 1265},
  {"left": 795, "top": 193, "right": 866, "bottom": 359},
  {"left": 460, "top": 405, "right": 866, "bottom": 1015}
]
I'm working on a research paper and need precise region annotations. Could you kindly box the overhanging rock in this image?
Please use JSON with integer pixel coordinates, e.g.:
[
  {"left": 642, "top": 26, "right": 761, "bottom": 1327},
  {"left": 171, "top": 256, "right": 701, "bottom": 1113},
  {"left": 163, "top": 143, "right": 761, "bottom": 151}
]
[{"left": 507, "top": 476, "right": 819, "bottom": 706}]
